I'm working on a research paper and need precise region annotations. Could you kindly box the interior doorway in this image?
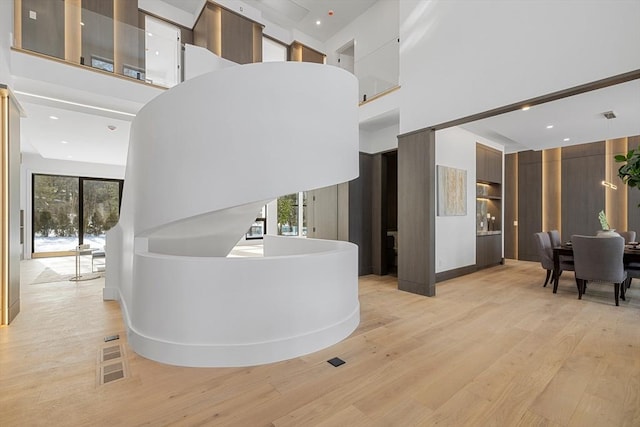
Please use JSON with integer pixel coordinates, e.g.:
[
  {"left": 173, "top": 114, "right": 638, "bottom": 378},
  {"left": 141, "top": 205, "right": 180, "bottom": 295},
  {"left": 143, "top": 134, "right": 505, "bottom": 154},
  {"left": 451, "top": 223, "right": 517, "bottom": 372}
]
[
  {"left": 380, "top": 150, "right": 398, "bottom": 275},
  {"left": 336, "top": 40, "right": 355, "bottom": 74},
  {"left": 144, "top": 15, "right": 181, "bottom": 87}
]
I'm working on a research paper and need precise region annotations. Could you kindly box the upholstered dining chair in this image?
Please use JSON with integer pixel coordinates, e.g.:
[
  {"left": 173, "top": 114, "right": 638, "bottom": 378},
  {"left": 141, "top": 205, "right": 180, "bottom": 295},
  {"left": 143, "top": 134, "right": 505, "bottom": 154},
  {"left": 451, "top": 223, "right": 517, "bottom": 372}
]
[
  {"left": 618, "top": 230, "right": 637, "bottom": 244},
  {"left": 534, "top": 232, "right": 555, "bottom": 287},
  {"left": 545, "top": 230, "right": 575, "bottom": 286},
  {"left": 572, "top": 235, "right": 627, "bottom": 306},
  {"left": 534, "top": 232, "right": 574, "bottom": 288}
]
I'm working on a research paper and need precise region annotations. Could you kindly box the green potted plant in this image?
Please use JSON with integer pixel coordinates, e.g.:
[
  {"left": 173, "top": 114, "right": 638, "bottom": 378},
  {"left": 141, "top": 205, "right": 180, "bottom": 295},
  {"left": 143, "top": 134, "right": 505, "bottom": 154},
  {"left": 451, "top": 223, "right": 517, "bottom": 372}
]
[{"left": 616, "top": 148, "right": 640, "bottom": 206}]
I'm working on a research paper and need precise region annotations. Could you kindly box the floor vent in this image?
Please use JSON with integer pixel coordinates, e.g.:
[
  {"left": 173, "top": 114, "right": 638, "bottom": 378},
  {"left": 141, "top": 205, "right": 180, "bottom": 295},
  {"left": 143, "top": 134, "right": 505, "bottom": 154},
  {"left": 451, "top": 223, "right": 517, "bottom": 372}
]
[{"left": 97, "top": 343, "right": 128, "bottom": 386}]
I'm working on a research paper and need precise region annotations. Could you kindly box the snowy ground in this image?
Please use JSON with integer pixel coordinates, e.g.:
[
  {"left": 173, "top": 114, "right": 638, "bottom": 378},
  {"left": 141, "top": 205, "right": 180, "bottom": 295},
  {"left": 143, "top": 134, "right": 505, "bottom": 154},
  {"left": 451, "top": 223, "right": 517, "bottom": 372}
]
[{"left": 34, "top": 235, "right": 106, "bottom": 253}]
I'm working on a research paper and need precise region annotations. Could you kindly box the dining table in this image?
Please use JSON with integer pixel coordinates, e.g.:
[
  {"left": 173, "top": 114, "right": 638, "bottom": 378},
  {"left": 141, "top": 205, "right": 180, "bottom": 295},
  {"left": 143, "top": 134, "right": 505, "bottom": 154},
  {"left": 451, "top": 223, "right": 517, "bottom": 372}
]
[{"left": 552, "top": 243, "right": 640, "bottom": 293}]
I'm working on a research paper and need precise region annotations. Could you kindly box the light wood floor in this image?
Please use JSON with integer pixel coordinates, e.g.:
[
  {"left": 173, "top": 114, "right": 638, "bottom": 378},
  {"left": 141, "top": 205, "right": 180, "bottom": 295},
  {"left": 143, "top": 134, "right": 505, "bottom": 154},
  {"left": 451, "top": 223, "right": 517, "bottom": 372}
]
[{"left": 2, "top": 258, "right": 640, "bottom": 426}]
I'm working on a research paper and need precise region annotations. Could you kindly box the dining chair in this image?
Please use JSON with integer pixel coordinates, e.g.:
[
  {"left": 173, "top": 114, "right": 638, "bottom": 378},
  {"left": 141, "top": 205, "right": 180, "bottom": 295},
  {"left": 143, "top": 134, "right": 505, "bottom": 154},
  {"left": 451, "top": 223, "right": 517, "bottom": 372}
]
[
  {"left": 534, "top": 232, "right": 554, "bottom": 287},
  {"left": 618, "top": 230, "right": 637, "bottom": 244},
  {"left": 534, "top": 232, "right": 574, "bottom": 288},
  {"left": 546, "top": 230, "right": 576, "bottom": 287},
  {"left": 572, "top": 235, "right": 627, "bottom": 306}
]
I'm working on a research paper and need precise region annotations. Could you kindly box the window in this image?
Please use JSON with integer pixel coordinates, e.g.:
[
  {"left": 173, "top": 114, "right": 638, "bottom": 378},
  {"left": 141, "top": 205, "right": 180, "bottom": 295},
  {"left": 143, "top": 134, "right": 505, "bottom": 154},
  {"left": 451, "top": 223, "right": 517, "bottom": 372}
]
[
  {"left": 32, "top": 174, "right": 123, "bottom": 255},
  {"left": 277, "top": 192, "right": 307, "bottom": 237},
  {"left": 246, "top": 205, "right": 266, "bottom": 239}
]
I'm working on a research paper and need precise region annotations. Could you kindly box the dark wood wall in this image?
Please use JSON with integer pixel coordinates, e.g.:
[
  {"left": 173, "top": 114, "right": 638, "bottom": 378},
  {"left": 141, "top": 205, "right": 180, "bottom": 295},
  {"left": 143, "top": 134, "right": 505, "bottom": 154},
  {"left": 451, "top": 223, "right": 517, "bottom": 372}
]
[
  {"left": 385, "top": 151, "right": 398, "bottom": 231},
  {"left": 517, "top": 150, "right": 542, "bottom": 262},
  {"left": 561, "top": 142, "right": 606, "bottom": 240},
  {"left": 349, "top": 153, "right": 373, "bottom": 275},
  {"left": 504, "top": 153, "right": 517, "bottom": 259},
  {"left": 221, "top": 8, "right": 259, "bottom": 64},
  {"left": 628, "top": 136, "right": 640, "bottom": 233},
  {"left": 398, "top": 129, "right": 435, "bottom": 296},
  {"left": 21, "top": 0, "right": 65, "bottom": 59}
]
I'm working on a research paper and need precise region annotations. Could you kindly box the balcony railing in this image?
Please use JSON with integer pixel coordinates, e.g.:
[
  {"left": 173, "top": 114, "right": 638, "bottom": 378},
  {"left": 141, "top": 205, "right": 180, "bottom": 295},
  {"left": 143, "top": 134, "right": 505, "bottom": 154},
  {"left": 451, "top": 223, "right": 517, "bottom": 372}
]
[
  {"left": 14, "top": 1, "right": 181, "bottom": 88},
  {"left": 355, "top": 37, "right": 399, "bottom": 103}
]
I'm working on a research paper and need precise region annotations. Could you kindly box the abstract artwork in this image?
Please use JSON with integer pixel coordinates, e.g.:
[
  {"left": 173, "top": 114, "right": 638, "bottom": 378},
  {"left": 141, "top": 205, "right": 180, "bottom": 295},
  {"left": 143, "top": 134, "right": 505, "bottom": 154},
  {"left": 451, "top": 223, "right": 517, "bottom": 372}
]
[{"left": 437, "top": 165, "right": 467, "bottom": 216}]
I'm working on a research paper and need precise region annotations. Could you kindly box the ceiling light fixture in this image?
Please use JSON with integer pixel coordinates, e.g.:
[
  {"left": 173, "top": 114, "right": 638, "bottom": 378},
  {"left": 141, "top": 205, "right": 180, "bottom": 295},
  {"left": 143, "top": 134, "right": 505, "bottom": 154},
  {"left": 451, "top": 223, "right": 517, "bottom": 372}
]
[
  {"left": 155, "top": 51, "right": 160, "bottom": 56},
  {"left": 147, "top": 32, "right": 153, "bottom": 37},
  {"left": 563, "top": 138, "right": 570, "bottom": 142},
  {"left": 60, "top": 140, "right": 68, "bottom": 144},
  {"left": 601, "top": 180, "right": 618, "bottom": 190},
  {"left": 546, "top": 125, "right": 554, "bottom": 129},
  {"left": 521, "top": 106, "right": 530, "bottom": 111},
  {"left": 14, "top": 91, "right": 136, "bottom": 117},
  {"left": 316, "top": 20, "right": 321, "bottom": 26},
  {"left": 49, "top": 115, "right": 59, "bottom": 120},
  {"left": 602, "top": 110, "right": 616, "bottom": 119},
  {"left": 80, "top": 22, "right": 85, "bottom": 26},
  {"left": 107, "top": 125, "right": 117, "bottom": 131}
]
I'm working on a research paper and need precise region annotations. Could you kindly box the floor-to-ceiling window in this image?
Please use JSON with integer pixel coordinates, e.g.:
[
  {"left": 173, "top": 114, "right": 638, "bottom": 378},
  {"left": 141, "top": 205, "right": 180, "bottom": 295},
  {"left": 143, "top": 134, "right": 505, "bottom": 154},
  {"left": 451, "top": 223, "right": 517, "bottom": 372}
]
[
  {"left": 32, "top": 174, "right": 123, "bottom": 255},
  {"left": 277, "top": 192, "right": 307, "bottom": 237}
]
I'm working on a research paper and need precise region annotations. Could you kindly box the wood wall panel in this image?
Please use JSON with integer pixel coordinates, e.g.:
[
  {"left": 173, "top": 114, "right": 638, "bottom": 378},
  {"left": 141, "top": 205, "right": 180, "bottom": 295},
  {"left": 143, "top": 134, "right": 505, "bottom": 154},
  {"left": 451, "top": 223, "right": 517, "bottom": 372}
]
[
  {"left": 221, "top": 8, "right": 254, "bottom": 64},
  {"left": 517, "top": 150, "right": 542, "bottom": 262},
  {"left": 542, "top": 148, "right": 562, "bottom": 233},
  {"left": 628, "top": 136, "right": 640, "bottom": 234},
  {"left": 349, "top": 153, "right": 373, "bottom": 275},
  {"left": 385, "top": 151, "right": 398, "bottom": 231},
  {"left": 21, "top": 0, "right": 65, "bottom": 59},
  {"left": 371, "top": 154, "right": 385, "bottom": 275},
  {"left": 301, "top": 45, "right": 325, "bottom": 64},
  {"left": 398, "top": 129, "right": 435, "bottom": 296},
  {"left": 504, "top": 153, "right": 517, "bottom": 259},
  {"left": 477, "top": 144, "right": 502, "bottom": 183},
  {"left": 561, "top": 142, "right": 605, "bottom": 241}
]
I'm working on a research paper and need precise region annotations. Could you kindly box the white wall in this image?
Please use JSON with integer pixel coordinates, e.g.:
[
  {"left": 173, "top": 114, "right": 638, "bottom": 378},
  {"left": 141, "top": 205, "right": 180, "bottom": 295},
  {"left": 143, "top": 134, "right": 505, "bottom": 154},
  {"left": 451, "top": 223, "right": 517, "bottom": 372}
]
[
  {"left": 435, "top": 127, "right": 503, "bottom": 273},
  {"left": 0, "top": 0, "right": 13, "bottom": 84},
  {"left": 325, "top": 0, "right": 398, "bottom": 67},
  {"left": 399, "top": 0, "right": 640, "bottom": 134},
  {"left": 359, "top": 123, "right": 399, "bottom": 154},
  {"left": 21, "top": 153, "right": 125, "bottom": 258}
]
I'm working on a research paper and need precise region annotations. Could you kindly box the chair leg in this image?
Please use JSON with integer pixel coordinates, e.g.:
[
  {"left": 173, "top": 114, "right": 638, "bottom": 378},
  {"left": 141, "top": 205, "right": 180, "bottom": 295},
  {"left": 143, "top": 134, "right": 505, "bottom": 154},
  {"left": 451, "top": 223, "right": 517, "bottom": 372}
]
[
  {"left": 544, "top": 270, "right": 551, "bottom": 287},
  {"left": 577, "top": 278, "right": 583, "bottom": 299},
  {"left": 620, "top": 281, "right": 626, "bottom": 301},
  {"left": 614, "top": 282, "right": 620, "bottom": 306}
]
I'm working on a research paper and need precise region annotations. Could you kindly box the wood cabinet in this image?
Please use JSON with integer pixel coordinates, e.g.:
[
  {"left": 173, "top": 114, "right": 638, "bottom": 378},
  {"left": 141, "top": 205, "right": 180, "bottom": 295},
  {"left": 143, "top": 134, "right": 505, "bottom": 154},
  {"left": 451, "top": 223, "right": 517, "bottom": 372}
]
[
  {"left": 477, "top": 144, "right": 502, "bottom": 184},
  {"left": 476, "top": 143, "right": 503, "bottom": 269},
  {"left": 476, "top": 234, "right": 502, "bottom": 268}
]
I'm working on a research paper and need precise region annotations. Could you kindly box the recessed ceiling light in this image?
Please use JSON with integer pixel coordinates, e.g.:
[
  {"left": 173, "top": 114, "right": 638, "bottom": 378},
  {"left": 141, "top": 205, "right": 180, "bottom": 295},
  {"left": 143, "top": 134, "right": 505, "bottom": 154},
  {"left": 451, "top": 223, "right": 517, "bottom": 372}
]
[
  {"left": 563, "top": 138, "right": 570, "bottom": 142},
  {"left": 316, "top": 20, "right": 321, "bottom": 26},
  {"left": 546, "top": 125, "right": 554, "bottom": 129},
  {"left": 155, "top": 51, "right": 160, "bottom": 56},
  {"left": 521, "top": 106, "right": 530, "bottom": 111},
  {"left": 67, "top": 155, "right": 73, "bottom": 159},
  {"left": 60, "top": 140, "right": 68, "bottom": 144},
  {"left": 147, "top": 32, "right": 153, "bottom": 37},
  {"left": 80, "top": 22, "right": 85, "bottom": 26},
  {"left": 107, "top": 125, "right": 117, "bottom": 131},
  {"left": 49, "top": 115, "right": 59, "bottom": 120}
]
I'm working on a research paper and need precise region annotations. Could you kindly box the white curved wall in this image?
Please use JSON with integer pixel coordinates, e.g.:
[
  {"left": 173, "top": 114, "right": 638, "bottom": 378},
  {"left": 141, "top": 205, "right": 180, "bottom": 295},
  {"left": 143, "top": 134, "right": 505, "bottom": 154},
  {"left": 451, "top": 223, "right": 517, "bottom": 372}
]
[{"left": 105, "top": 62, "right": 360, "bottom": 367}]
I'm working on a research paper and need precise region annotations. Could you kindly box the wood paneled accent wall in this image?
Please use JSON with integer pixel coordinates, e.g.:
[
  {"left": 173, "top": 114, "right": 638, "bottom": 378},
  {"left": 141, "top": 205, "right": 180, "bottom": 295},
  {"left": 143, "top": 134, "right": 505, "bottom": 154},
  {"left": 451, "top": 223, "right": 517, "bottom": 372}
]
[
  {"left": 349, "top": 153, "right": 373, "bottom": 275},
  {"left": 477, "top": 144, "right": 502, "bottom": 183},
  {"left": 20, "top": 0, "right": 65, "bottom": 59},
  {"left": 507, "top": 136, "right": 640, "bottom": 262},
  {"left": 398, "top": 129, "right": 436, "bottom": 296},
  {"left": 194, "top": 2, "right": 262, "bottom": 64},
  {"left": 628, "top": 136, "right": 640, "bottom": 233},
  {"left": 504, "top": 153, "right": 517, "bottom": 259},
  {"left": 561, "top": 142, "right": 605, "bottom": 240},
  {"left": 289, "top": 41, "right": 325, "bottom": 64},
  {"left": 517, "top": 150, "right": 542, "bottom": 262}
]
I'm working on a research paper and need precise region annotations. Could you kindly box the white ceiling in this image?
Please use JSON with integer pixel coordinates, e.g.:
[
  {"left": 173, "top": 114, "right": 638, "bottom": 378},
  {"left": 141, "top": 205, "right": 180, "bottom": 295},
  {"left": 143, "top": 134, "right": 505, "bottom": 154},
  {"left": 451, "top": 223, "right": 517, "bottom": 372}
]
[
  {"left": 13, "top": 0, "right": 640, "bottom": 168},
  {"left": 462, "top": 79, "right": 640, "bottom": 153}
]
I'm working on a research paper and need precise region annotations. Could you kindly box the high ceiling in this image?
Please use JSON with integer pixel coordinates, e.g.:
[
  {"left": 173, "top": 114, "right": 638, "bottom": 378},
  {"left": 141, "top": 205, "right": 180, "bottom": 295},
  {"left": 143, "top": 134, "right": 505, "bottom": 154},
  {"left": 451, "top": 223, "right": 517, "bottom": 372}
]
[{"left": 13, "top": 0, "right": 640, "bottom": 168}]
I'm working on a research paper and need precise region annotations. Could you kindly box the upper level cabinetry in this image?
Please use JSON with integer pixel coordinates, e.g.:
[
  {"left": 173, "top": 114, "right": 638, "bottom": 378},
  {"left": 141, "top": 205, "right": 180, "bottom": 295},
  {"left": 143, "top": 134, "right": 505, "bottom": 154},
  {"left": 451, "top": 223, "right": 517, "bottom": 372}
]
[{"left": 477, "top": 144, "right": 502, "bottom": 184}]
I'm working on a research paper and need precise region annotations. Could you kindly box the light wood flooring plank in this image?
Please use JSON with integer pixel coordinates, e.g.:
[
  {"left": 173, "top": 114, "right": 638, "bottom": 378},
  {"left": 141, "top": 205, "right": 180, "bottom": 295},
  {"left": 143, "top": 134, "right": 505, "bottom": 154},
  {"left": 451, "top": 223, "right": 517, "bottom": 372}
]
[{"left": 2, "top": 258, "right": 640, "bottom": 426}]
